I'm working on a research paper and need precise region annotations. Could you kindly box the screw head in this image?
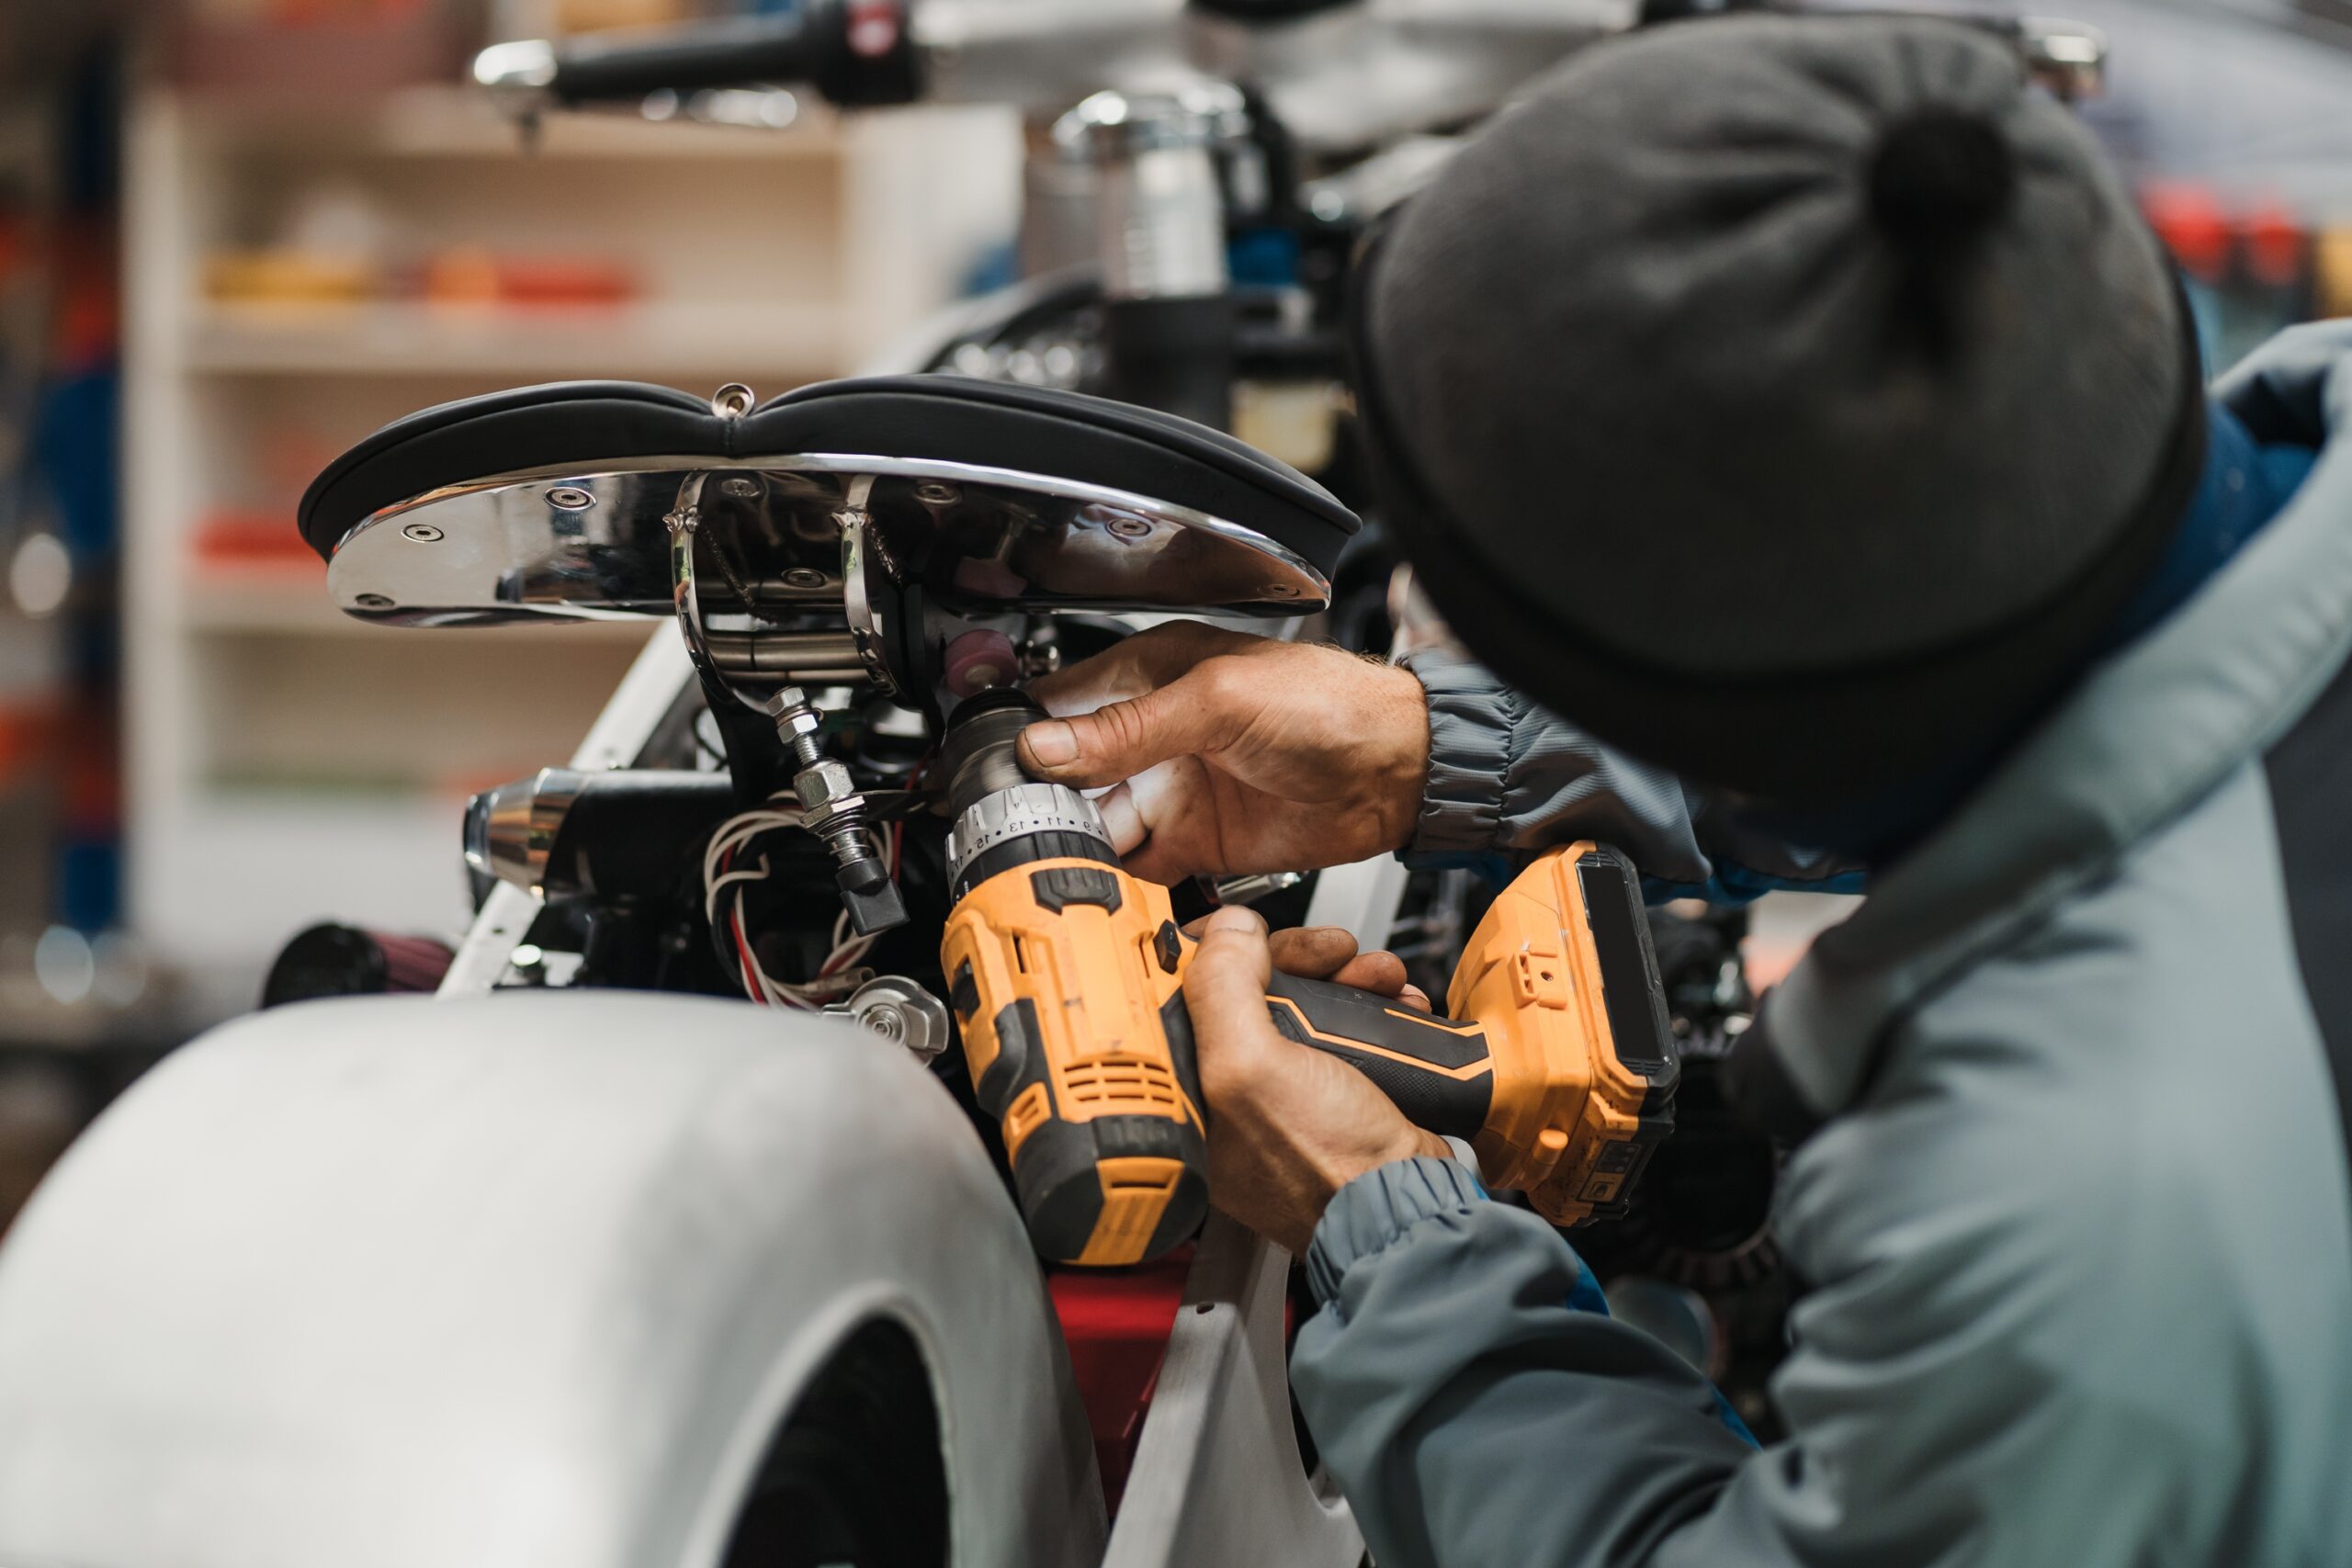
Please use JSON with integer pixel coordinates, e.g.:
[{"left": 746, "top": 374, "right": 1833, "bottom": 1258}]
[
  {"left": 718, "top": 476, "right": 761, "bottom": 499},
  {"left": 401, "top": 522, "right": 443, "bottom": 543},
  {"left": 547, "top": 486, "right": 593, "bottom": 511},
  {"left": 782, "top": 566, "right": 828, "bottom": 590},
  {"left": 710, "top": 383, "right": 755, "bottom": 416},
  {"left": 354, "top": 592, "right": 394, "bottom": 610},
  {"left": 1268, "top": 582, "right": 1301, "bottom": 598},
  {"left": 1080, "top": 503, "right": 1154, "bottom": 540},
  {"left": 912, "top": 481, "right": 960, "bottom": 506}
]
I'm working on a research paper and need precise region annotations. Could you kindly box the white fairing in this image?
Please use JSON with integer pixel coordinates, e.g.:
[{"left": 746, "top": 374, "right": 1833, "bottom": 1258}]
[{"left": 0, "top": 991, "right": 1105, "bottom": 1568}]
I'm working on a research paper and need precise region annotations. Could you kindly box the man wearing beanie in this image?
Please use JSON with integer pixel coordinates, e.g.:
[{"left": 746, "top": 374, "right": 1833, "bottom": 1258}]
[{"left": 1015, "top": 14, "right": 2352, "bottom": 1567}]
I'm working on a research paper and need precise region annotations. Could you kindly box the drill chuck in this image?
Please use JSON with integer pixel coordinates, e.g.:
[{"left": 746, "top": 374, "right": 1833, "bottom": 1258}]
[
  {"left": 944, "top": 783, "right": 1114, "bottom": 896},
  {"left": 938, "top": 687, "right": 1125, "bottom": 896}
]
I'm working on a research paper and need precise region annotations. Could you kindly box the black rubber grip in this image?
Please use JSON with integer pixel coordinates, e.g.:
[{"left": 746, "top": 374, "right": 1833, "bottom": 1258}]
[
  {"left": 1261, "top": 970, "right": 1493, "bottom": 1141},
  {"left": 545, "top": 2, "right": 919, "bottom": 108}
]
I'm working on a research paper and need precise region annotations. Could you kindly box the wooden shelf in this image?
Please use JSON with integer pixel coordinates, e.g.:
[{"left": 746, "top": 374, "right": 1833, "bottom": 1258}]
[
  {"left": 187, "top": 300, "right": 842, "bottom": 379},
  {"left": 181, "top": 84, "right": 848, "bottom": 164},
  {"left": 124, "top": 81, "right": 1020, "bottom": 1010}
]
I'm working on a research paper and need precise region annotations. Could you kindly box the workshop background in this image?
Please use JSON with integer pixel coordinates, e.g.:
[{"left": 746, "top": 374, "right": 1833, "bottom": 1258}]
[{"left": 0, "top": 0, "right": 2349, "bottom": 1234}]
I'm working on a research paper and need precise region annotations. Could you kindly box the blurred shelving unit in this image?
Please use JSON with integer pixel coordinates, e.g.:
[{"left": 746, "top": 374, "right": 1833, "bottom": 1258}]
[{"left": 124, "top": 71, "right": 1021, "bottom": 1016}]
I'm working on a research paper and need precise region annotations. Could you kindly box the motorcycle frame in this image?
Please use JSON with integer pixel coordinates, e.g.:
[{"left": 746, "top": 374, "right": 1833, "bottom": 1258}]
[{"left": 412, "top": 8, "right": 2111, "bottom": 1555}]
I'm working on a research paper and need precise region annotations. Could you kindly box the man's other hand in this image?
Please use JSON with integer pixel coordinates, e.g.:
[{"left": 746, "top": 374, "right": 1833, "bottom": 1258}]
[
  {"left": 1017, "top": 623, "right": 1429, "bottom": 885},
  {"left": 1188, "top": 907, "right": 1451, "bottom": 1255}
]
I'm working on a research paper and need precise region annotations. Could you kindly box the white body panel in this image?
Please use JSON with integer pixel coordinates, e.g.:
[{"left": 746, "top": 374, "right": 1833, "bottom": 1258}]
[{"left": 0, "top": 992, "right": 1104, "bottom": 1568}]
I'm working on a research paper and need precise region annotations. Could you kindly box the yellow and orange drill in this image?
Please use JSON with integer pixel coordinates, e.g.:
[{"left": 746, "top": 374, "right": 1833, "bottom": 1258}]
[{"left": 936, "top": 690, "right": 1679, "bottom": 1267}]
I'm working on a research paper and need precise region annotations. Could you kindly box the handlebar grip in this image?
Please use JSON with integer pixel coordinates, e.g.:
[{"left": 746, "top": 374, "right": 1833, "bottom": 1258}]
[
  {"left": 1262, "top": 969, "right": 1493, "bottom": 1142},
  {"left": 548, "top": 13, "right": 820, "bottom": 101},
  {"left": 531, "top": 2, "right": 919, "bottom": 108}
]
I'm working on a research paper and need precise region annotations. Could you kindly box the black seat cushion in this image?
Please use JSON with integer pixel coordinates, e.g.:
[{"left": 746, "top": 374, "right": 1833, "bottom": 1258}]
[
  {"left": 300, "top": 381, "right": 719, "bottom": 559},
  {"left": 744, "top": 376, "right": 1359, "bottom": 573},
  {"left": 300, "top": 375, "right": 1359, "bottom": 577}
]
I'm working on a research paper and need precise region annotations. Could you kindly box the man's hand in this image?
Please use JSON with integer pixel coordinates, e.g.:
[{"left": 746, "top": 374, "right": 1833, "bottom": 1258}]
[
  {"left": 1187, "top": 906, "right": 1452, "bottom": 1255},
  {"left": 1018, "top": 623, "right": 1430, "bottom": 885}
]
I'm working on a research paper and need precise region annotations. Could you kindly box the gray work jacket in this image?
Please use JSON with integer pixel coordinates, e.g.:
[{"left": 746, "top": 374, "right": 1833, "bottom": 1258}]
[{"left": 1293, "top": 322, "right": 2352, "bottom": 1568}]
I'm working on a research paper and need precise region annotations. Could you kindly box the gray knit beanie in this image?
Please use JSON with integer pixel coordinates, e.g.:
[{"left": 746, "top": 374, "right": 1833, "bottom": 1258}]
[{"left": 1356, "top": 14, "right": 2201, "bottom": 805}]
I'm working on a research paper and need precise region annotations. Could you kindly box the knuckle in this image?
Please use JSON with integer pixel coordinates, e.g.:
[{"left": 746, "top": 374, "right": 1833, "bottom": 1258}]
[
  {"left": 1192, "top": 655, "right": 1255, "bottom": 714},
  {"left": 1096, "top": 696, "right": 1151, "bottom": 754}
]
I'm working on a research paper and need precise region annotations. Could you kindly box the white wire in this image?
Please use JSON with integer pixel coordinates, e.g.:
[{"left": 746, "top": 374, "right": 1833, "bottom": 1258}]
[{"left": 704, "top": 801, "right": 894, "bottom": 1010}]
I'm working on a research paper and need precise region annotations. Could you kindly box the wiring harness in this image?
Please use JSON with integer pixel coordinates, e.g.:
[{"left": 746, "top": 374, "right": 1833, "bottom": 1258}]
[{"left": 702, "top": 801, "right": 900, "bottom": 1010}]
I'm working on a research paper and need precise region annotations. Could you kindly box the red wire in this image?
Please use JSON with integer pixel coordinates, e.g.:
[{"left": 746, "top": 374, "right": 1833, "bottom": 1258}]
[
  {"left": 891, "top": 756, "right": 928, "bottom": 879},
  {"left": 730, "top": 756, "right": 932, "bottom": 1004},
  {"left": 721, "top": 842, "right": 765, "bottom": 1005}
]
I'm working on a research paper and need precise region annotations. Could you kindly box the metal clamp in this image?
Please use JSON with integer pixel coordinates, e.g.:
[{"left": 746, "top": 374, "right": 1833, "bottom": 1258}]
[{"left": 827, "top": 975, "right": 951, "bottom": 1063}]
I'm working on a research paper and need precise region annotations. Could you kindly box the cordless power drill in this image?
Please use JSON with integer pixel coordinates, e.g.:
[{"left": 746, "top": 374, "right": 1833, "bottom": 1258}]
[{"left": 936, "top": 690, "right": 1679, "bottom": 1267}]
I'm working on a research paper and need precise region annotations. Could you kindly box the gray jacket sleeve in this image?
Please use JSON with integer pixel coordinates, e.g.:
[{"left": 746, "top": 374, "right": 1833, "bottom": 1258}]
[
  {"left": 1292, "top": 1159, "right": 1749, "bottom": 1568},
  {"left": 1292, "top": 1116, "right": 2117, "bottom": 1568},
  {"left": 1292, "top": 929, "right": 2212, "bottom": 1568},
  {"left": 1401, "top": 649, "right": 1854, "bottom": 895}
]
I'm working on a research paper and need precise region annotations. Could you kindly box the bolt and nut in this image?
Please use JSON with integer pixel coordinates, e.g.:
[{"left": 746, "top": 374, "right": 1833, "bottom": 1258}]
[
  {"left": 764, "top": 687, "right": 822, "bottom": 738},
  {"left": 793, "top": 759, "right": 858, "bottom": 815},
  {"left": 844, "top": 977, "right": 949, "bottom": 1063}
]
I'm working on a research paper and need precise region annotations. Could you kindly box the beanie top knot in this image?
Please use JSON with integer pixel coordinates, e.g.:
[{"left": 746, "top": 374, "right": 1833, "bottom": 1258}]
[{"left": 1867, "top": 108, "right": 2017, "bottom": 257}]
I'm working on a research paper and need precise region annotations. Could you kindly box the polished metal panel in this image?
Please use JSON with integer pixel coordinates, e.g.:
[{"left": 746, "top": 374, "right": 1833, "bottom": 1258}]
[{"left": 325, "top": 454, "right": 1329, "bottom": 626}]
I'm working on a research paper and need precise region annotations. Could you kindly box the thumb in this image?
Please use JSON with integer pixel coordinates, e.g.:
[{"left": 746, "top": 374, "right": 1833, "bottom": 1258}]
[
  {"left": 1182, "top": 906, "right": 1279, "bottom": 1078},
  {"left": 1019, "top": 674, "right": 1231, "bottom": 788}
]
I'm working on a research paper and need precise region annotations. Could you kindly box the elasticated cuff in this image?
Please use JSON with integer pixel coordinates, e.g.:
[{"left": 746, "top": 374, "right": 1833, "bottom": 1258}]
[
  {"left": 1306, "top": 1155, "right": 1487, "bottom": 1307},
  {"left": 1398, "top": 649, "right": 1515, "bottom": 855}
]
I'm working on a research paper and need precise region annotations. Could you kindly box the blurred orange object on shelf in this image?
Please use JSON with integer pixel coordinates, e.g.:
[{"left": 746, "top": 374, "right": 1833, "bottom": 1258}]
[
  {"left": 2143, "top": 182, "right": 2232, "bottom": 283},
  {"left": 418, "top": 248, "right": 639, "bottom": 309},
  {"left": 206, "top": 250, "right": 377, "bottom": 307},
  {"left": 2318, "top": 228, "right": 2352, "bottom": 321},
  {"left": 2243, "top": 204, "right": 2307, "bottom": 291},
  {"left": 192, "top": 510, "right": 322, "bottom": 575},
  {"left": 553, "top": 0, "right": 698, "bottom": 34},
  {"left": 0, "top": 702, "right": 59, "bottom": 794}
]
